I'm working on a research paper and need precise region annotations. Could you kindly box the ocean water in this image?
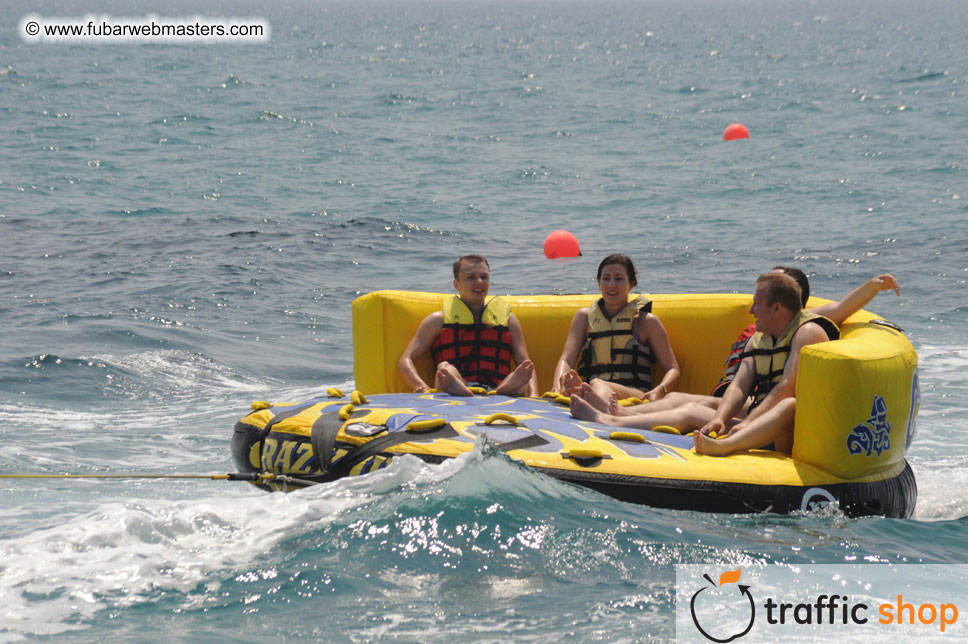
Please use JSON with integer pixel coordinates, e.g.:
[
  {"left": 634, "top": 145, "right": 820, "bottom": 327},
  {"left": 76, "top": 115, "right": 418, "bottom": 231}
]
[{"left": 2, "top": 0, "right": 967, "bottom": 641}]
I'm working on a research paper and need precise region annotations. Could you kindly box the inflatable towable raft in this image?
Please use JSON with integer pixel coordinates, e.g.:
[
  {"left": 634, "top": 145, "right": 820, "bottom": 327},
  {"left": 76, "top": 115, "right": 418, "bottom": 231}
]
[{"left": 232, "top": 291, "right": 920, "bottom": 517}]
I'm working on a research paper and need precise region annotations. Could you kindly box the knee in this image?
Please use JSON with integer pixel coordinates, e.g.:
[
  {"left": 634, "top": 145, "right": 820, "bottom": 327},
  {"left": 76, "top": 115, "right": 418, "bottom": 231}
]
[
  {"left": 776, "top": 397, "right": 796, "bottom": 416},
  {"left": 663, "top": 392, "right": 687, "bottom": 406},
  {"left": 681, "top": 401, "right": 710, "bottom": 421}
]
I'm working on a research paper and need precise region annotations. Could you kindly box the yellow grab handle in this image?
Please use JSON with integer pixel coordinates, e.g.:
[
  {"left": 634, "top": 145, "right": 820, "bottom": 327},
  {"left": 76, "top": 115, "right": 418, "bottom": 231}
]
[
  {"left": 467, "top": 386, "right": 489, "bottom": 395},
  {"left": 609, "top": 432, "right": 646, "bottom": 443},
  {"left": 250, "top": 400, "right": 270, "bottom": 411},
  {"left": 484, "top": 413, "right": 518, "bottom": 426},
  {"left": 338, "top": 404, "right": 354, "bottom": 420},
  {"left": 554, "top": 394, "right": 571, "bottom": 405},
  {"left": 351, "top": 390, "right": 368, "bottom": 405},
  {"left": 617, "top": 397, "right": 644, "bottom": 407},
  {"left": 561, "top": 449, "right": 611, "bottom": 463},
  {"left": 406, "top": 418, "right": 447, "bottom": 433},
  {"left": 326, "top": 387, "right": 345, "bottom": 398},
  {"left": 651, "top": 425, "right": 682, "bottom": 435}
]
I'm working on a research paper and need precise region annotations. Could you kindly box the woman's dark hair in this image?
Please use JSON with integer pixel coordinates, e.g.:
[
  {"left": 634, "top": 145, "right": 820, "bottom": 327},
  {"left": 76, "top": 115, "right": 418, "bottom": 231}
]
[
  {"left": 597, "top": 254, "right": 637, "bottom": 287},
  {"left": 773, "top": 266, "right": 809, "bottom": 307}
]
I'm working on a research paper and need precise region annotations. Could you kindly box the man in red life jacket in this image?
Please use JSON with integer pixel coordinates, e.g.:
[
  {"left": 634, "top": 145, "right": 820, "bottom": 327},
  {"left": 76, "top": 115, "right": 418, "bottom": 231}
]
[{"left": 397, "top": 255, "right": 538, "bottom": 397}]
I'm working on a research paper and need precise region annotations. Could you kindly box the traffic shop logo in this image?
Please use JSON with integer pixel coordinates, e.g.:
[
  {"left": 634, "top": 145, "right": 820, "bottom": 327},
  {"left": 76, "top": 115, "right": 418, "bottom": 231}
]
[
  {"left": 683, "top": 566, "right": 961, "bottom": 641},
  {"left": 689, "top": 568, "right": 755, "bottom": 642}
]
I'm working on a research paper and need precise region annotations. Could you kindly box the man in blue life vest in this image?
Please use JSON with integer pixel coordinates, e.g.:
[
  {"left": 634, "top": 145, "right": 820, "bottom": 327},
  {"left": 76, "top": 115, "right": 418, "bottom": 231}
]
[{"left": 397, "top": 255, "right": 539, "bottom": 397}]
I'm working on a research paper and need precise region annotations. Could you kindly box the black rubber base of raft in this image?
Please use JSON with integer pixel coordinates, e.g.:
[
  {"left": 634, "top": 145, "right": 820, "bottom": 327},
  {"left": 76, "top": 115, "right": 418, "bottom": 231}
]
[{"left": 534, "top": 460, "right": 917, "bottom": 518}]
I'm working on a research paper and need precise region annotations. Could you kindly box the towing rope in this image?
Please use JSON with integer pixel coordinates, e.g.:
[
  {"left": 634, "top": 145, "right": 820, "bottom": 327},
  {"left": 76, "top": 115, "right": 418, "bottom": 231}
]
[{"left": 0, "top": 471, "right": 318, "bottom": 488}]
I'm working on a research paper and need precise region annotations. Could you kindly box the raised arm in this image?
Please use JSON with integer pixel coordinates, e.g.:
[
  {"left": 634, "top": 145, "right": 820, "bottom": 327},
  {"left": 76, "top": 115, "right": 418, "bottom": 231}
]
[
  {"left": 396, "top": 311, "right": 443, "bottom": 393},
  {"left": 810, "top": 274, "right": 900, "bottom": 326},
  {"left": 551, "top": 309, "right": 590, "bottom": 393}
]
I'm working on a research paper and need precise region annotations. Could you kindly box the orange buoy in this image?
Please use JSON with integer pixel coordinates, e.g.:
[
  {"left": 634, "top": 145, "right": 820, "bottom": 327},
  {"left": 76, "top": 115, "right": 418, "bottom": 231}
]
[
  {"left": 543, "top": 230, "right": 581, "bottom": 259},
  {"left": 723, "top": 123, "right": 750, "bottom": 141}
]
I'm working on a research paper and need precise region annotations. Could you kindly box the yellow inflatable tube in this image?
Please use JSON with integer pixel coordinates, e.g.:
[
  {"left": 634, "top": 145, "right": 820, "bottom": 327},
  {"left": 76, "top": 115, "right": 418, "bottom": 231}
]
[{"left": 352, "top": 290, "right": 919, "bottom": 483}]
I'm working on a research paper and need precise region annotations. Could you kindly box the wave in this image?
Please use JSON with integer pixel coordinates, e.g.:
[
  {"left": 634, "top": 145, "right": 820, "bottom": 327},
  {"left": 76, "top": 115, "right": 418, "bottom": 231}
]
[
  {"left": 898, "top": 70, "right": 948, "bottom": 83},
  {"left": 7, "top": 349, "right": 266, "bottom": 405},
  {"left": 3, "top": 431, "right": 966, "bottom": 640}
]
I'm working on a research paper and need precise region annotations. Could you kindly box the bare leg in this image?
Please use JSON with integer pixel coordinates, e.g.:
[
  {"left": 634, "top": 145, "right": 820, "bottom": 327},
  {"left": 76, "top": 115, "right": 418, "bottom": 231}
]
[
  {"left": 618, "top": 391, "right": 715, "bottom": 415},
  {"left": 435, "top": 362, "right": 473, "bottom": 396},
  {"left": 572, "top": 399, "right": 719, "bottom": 434},
  {"left": 694, "top": 398, "right": 796, "bottom": 456},
  {"left": 495, "top": 360, "right": 535, "bottom": 396},
  {"left": 589, "top": 378, "right": 646, "bottom": 402}
]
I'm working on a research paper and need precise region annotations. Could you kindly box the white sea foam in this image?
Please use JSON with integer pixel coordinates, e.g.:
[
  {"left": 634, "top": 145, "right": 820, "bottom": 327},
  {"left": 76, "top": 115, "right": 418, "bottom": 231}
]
[
  {"left": 909, "top": 453, "right": 968, "bottom": 521},
  {"left": 0, "top": 452, "right": 453, "bottom": 639},
  {"left": 87, "top": 348, "right": 268, "bottom": 397}
]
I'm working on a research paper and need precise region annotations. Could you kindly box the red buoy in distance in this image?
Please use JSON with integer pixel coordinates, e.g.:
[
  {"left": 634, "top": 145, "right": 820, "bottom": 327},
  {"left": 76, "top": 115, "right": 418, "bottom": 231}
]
[
  {"left": 723, "top": 123, "right": 750, "bottom": 141},
  {"left": 543, "top": 230, "right": 581, "bottom": 259}
]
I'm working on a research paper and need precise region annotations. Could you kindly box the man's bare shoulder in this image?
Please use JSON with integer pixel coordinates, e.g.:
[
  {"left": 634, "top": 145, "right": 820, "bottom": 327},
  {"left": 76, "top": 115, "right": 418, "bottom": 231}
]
[
  {"left": 420, "top": 310, "right": 444, "bottom": 327},
  {"left": 794, "top": 320, "right": 833, "bottom": 346}
]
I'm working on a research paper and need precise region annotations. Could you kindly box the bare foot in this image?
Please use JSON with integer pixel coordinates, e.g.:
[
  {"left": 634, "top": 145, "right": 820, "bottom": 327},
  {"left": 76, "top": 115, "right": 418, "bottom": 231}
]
[
  {"left": 607, "top": 392, "right": 623, "bottom": 416},
  {"left": 495, "top": 359, "right": 534, "bottom": 396},
  {"left": 435, "top": 363, "right": 473, "bottom": 396},
  {"left": 576, "top": 382, "right": 612, "bottom": 413},
  {"left": 560, "top": 369, "right": 583, "bottom": 397},
  {"left": 570, "top": 395, "right": 614, "bottom": 424},
  {"left": 693, "top": 431, "right": 731, "bottom": 456}
]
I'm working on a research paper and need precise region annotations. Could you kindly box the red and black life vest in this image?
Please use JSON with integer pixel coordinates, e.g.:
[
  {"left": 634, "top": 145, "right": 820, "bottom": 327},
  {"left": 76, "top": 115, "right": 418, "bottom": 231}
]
[
  {"left": 430, "top": 296, "right": 514, "bottom": 387},
  {"left": 710, "top": 324, "right": 757, "bottom": 397}
]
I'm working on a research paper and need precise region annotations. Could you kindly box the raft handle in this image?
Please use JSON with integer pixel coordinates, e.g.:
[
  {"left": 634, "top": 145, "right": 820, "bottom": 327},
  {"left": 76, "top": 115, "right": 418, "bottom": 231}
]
[
  {"left": 406, "top": 418, "right": 447, "bottom": 433},
  {"left": 484, "top": 413, "right": 519, "bottom": 426},
  {"left": 870, "top": 318, "right": 904, "bottom": 333},
  {"left": 608, "top": 432, "right": 646, "bottom": 443},
  {"left": 561, "top": 449, "right": 611, "bottom": 467}
]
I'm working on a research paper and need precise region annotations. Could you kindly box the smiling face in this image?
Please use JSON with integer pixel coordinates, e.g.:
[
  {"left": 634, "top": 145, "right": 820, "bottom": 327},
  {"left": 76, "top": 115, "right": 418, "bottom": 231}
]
[
  {"left": 598, "top": 263, "right": 634, "bottom": 310},
  {"left": 453, "top": 260, "right": 490, "bottom": 309}
]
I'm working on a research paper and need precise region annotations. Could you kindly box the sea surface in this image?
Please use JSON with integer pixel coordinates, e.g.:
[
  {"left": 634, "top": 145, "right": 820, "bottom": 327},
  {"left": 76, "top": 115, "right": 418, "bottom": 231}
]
[{"left": 1, "top": 0, "right": 967, "bottom": 641}]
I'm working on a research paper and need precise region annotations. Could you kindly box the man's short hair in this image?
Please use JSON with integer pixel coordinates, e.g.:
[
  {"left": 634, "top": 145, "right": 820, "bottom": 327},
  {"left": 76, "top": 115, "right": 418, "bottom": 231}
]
[
  {"left": 453, "top": 254, "right": 489, "bottom": 279},
  {"left": 757, "top": 272, "right": 803, "bottom": 312},
  {"left": 773, "top": 266, "right": 810, "bottom": 307}
]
